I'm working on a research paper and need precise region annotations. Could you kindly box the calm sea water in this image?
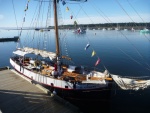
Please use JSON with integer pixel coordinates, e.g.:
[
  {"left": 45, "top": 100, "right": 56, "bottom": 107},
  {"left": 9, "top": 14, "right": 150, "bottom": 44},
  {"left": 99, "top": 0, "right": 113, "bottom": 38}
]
[{"left": 0, "top": 29, "right": 150, "bottom": 113}]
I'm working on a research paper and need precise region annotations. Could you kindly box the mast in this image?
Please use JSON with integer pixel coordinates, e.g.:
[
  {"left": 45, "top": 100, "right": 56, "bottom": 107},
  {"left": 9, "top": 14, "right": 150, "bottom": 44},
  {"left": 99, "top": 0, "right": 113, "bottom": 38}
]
[
  {"left": 53, "top": 0, "right": 61, "bottom": 73},
  {"left": 53, "top": 0, "right": 60, "bottom": 57}
]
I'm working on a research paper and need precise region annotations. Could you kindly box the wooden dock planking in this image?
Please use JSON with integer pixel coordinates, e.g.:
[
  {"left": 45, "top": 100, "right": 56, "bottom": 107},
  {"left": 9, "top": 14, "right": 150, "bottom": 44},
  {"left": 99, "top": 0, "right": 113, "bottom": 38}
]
[{"left": 0, "top": 69, "right": 79, "bottom": 113}]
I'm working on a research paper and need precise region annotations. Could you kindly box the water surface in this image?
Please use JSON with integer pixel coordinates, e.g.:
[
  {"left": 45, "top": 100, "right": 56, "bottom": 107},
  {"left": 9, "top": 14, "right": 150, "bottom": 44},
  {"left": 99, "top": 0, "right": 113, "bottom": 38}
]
[{"left": 0, "top": 29, "right": 150, "bottom": 113}]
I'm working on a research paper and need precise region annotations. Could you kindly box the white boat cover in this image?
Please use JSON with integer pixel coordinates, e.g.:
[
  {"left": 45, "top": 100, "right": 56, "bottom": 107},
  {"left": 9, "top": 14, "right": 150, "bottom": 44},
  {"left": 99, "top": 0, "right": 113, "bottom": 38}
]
[
  {"left": 111, "top": 74, "right": 150, "bottom": 90},
  {"left": 82, "top": 80, "right": 106, "bottom": 84},
  {"left": 88, "top": 70, "right": 109, "bottom": 78},
  {"left": 13, "top": 47, "right": 56, "bottom": 61},
  {"left": 68, "top": 65, "right": 76, "bottom": 72},
  {"left": 13, "top": 50, "right": 28, "bottom": 56}
]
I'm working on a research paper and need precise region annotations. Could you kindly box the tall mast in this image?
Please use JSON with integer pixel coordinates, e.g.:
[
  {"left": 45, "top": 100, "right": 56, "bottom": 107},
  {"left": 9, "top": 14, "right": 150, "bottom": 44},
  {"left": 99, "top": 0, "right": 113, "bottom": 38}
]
[
  {"left": 53, "top": 0, "right": 61, "bottom": 73},
  {"left": 53, "top": 0, "right": 60, "bottom": 57}
]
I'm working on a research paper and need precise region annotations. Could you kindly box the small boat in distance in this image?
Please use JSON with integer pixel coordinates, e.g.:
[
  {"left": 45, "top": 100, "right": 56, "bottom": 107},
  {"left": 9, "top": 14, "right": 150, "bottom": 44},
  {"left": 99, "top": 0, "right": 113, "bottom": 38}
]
[
  {"left": 73, "top": 27, "right": 86, "bottom": 34},
  {"left": 140, "top": 28, "right": 150, "bottom": 33}
]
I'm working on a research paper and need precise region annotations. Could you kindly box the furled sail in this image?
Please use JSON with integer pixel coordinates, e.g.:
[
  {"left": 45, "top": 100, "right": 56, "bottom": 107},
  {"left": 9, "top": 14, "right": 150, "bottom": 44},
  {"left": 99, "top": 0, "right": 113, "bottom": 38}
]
[
  {"left": 13, "top": 47, "right": 56, "bottom": 61},
  {"left": 111, "top": 75, "right": 150, "bottom": 90},
  {"left": 13, "top": 49, "right": 28, "bottom": 56},
  {"left": 23, "top": 47, "right": 56, "bottom": 61}
]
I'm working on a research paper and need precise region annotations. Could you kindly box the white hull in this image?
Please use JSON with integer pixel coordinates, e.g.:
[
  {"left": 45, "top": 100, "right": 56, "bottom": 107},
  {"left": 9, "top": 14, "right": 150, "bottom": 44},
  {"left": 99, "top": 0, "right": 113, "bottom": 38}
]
[{"left": 10, "top": 58, "right": 109, "bottom": 91}]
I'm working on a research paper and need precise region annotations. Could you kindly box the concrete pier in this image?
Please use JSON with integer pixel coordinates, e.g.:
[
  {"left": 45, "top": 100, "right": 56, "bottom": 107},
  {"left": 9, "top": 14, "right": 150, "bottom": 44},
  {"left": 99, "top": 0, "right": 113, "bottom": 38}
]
[{"left": 0, "top": 67, "right": 79, "bottom": 113}]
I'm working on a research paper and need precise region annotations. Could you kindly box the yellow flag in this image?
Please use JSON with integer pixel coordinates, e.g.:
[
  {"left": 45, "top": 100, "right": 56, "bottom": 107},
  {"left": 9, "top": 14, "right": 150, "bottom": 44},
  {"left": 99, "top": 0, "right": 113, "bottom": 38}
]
[
  {"left": 66, "top": 7, "right": 69, "bottom": 11},
  {"left": 91, "top": 50, "right": 96, "bottom": 57}
]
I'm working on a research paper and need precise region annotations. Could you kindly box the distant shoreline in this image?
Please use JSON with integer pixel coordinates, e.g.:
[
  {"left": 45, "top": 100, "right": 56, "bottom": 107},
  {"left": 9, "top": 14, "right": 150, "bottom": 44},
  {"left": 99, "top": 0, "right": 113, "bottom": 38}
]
[{"left": 0, "top": 22, "right": 149, "bottom": 30}]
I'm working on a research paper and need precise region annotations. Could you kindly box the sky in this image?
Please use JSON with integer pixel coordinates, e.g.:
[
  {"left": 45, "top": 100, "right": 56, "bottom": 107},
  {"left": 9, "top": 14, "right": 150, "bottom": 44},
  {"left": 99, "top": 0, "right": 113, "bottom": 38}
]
[{"left": 0, "top": 0, "right": 150, "bottom": 27}]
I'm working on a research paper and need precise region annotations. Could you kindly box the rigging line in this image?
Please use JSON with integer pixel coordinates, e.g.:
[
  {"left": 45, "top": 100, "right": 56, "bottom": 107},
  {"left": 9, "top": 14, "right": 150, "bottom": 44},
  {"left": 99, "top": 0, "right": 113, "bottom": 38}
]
[
  {"left": 61, "top": 31, "right": 73, "bottom": 59},
  {"left": 65, "top": 0, "right": 87, "bottom": 4},
  {"left": 79, "top": 4, "right": 95, "bottom": 24},
  {"left": 115, "top": 0, "right": 150, "bottom": 41},
  {"left": 43, "top": 0, "right": 51, "bottom": 51},
  {"left": 45, "top": 0, "right": 51, "bottom": 28},
  {"left": 115, "top": 0, "right": 136, "bottom": 24},
  {"left": 62, "top": 36, "right": 75, "bottom": 64},
  {"left": 57, "top": 1, "right": 83, "bottom": 27},
  {"left": 83, "top": 31, "right": 108, "bottom": 71},
  {"left": 76, "top": 4, "right": 105, "bottom": 63},
  {"left": 126, "top": 0, "right": 150, "bottom": 42},
  {"left": 57, "top": 2, "right": 64, "bottom": 30},
  {"left": 12, "top": 0, "right": 21, "bottom": 49},
  {"left": 89, "top": 0, "right": 121, "bottom": 30},
  {"left": 57, "top": 3, "right": 64, "bottom": 57},
  {"left": 118, "top": 30, "right": 150, "bottom": 70},
  {"left": 64, "top": 4, "right": 82, "bottom": 27},
  {"left": 22, "top": 0, "right": 38, "bottom": 44},
  {"left": 88, "top": 1, "right": 150, "bottom": 71},
  {"left": 126, "top": 0, "right": 145, "bottom": 23},
  {"left": 57, "top": 3, "right": 74, "bottom": 64},
  {"left": 12, "top": 0, "right": 19, "bottom": 35},
  {"left": 115, "top": 0, "right": 150, "bottom": 43},
  {"left": 40, "top": 1, "right": 45, "bottom": 27},
  {"left": 89, "top": 0, "right": 119, "bottom": 32},
  {"left": 117, "top": 47, "right": 150, "bottom": 72},
  {"left": 77, "top": 3, "right": 108, "bottom": 69},
  {"left": 88, "top": 33, "right": 149, "bottom": 73},
  {"left": 89, "top": 0, "right": 111, "bottom": 24},
  {"left": 18, "top": 0, "right": 31, "bottom": 48},
  {"left": 90, "top": 0, "right": 150, "bottom": 70},
  {"left": 39, "top": 1, "right": 46, "bottom": 48},
  {"left": 33, "top": 0, "right": 44, "bottom": 49}
]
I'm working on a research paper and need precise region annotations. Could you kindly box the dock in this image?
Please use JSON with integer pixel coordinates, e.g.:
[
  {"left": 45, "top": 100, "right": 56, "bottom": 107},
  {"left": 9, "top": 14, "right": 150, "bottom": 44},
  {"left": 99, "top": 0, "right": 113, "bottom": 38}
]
[
  {"left": 0, "top": 67, "right": 79, "bottom": 113},
  {"left": 0, "top": 36, "right": 19, "bottom": 42}
]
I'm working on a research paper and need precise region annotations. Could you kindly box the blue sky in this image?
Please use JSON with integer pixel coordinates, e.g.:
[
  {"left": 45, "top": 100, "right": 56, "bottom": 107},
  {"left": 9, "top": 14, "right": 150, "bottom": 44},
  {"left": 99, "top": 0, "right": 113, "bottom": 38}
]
[{"left": 0, "top": 0, "right": 149, "bottom": 27}]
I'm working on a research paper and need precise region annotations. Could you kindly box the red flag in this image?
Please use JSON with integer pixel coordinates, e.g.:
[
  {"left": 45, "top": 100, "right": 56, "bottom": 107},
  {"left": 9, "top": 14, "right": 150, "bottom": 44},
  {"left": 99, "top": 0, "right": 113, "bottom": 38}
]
[
  {"left": 95, "top": 57, "right": 100, "bottom": 66},
  {"left": 71, "top": 15, "right": 73, "bottom": 19}
]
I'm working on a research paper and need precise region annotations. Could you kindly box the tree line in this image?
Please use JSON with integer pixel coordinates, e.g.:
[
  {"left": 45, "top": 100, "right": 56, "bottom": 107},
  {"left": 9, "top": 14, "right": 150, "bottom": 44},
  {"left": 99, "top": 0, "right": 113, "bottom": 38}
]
[{"left": 49, "top": 22, "right": 150, "bottom": 30}]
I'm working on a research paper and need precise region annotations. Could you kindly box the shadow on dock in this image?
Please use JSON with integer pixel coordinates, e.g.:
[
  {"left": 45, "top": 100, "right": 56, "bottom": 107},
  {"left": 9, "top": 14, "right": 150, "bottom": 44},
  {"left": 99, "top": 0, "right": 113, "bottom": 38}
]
[{"left": 0, "top": 67, "right": 79, "bottom": 113}]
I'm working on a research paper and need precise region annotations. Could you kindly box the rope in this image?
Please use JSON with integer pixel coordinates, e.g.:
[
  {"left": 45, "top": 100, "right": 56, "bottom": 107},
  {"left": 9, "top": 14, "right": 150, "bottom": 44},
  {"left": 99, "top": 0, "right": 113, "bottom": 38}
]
[
  {"left": 12, "top": 0, "right": 19, "bottom": 35},
  {"left": 12, "top": 0, "right": 20, "bottom": 49},
  {"left": 127, "top": 0, "right": 145, "bottom": 23},
  {"left": 88, "top": 0, "right": 150, "bottom": 71},
  {"left": 126, "top": 0, "right": 150, "bottom": 42},
  {"left": 118, "top": 31, "right": 150, "bottom": 70}
]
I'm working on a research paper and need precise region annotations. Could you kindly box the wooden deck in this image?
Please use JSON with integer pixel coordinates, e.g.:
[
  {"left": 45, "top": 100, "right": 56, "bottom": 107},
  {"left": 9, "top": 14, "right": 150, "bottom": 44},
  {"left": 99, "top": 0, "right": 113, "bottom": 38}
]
[{"left": 0, "top": 68, "right": 79, "bottom": 113}]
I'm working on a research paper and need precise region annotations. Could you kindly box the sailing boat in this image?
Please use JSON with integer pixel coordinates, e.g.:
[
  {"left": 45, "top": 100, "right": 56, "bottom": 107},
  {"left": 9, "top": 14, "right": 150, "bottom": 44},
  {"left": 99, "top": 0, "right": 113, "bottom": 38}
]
[
  {"left": 10, "top": 0, "right": 113, "bottom": 100},
  {"left": 73, "top": 27, "right": 86, "bottom": 34},
  {"left": 73, "top": 21, "right": 86, "bottom": 34}
]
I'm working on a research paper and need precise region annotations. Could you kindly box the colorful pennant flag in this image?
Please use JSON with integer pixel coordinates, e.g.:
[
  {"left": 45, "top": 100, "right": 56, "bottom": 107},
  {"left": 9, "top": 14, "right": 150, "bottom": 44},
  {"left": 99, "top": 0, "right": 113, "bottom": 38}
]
[
  {"left": 95, "top": 57, "right": 100, "bottom": 66},
  {"left": 84, "top": 43, "right": 90, "bottom": 50},
  {"left": 62, "top": 0, "right": 66, "bottom": 5},
  {"left": 91, "top": 50, "right": 96, "bottom": 57},
  {"left": 66, "top": 7, "right": 69, "bottom": 11},
  {"left": 71, "top": 15, "right": 73, "bottom": 19},
  {"left": 24, "top": 0, "right": 30, "bottom": 12},
  {"left": 74, "top": 21, "right": 77, "bottom": 26}
]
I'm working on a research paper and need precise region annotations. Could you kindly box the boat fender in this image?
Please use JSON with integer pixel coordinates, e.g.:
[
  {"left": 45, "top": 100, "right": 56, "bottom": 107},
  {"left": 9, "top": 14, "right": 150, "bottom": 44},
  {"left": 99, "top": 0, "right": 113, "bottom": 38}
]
[
  {"left": 51, "top": 70, "right": 58, "bottom": 76},
  {"left": 86, "top": 75, "right": 89, "bottom": 81},
  {"left": 53, "top": 90, "right": 57, "bottom": 94},
  {"left": 29, "top": 60, "right": 35, "bottom": 65}
]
